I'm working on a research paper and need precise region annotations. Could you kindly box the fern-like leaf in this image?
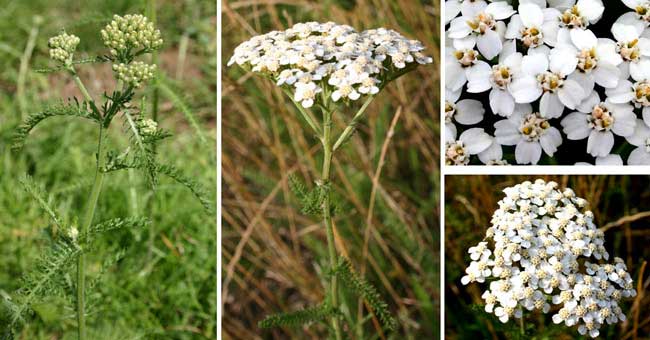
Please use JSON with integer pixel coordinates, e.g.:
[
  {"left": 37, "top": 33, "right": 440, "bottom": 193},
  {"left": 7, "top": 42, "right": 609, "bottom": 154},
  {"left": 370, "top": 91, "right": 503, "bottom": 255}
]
[
  {"left": 337, "top": 257, "right": 397, "bottom": 331},
  {"left": 19, "top": 176, "right": 63, "bottom": 231},
  {"left": 156, "top": 76, "right": 207, "bottom": 144},
  {"left": 288, "top": 175, "right": 328, "bottom": 217},
  {"left": 82, "top": 217, "right": 150, "bottom": 243},
  {"left": 258, "top": 302, "right": 337, "bottom": 329},
  {"left": 13, "top": 100, "right": 99, "bottom": 150},
  {"left": 7, "top": 239, "right": 80, "bottom": 329},
  {"left": 155, "top": 163, "right": 213, "bottom": 213}
]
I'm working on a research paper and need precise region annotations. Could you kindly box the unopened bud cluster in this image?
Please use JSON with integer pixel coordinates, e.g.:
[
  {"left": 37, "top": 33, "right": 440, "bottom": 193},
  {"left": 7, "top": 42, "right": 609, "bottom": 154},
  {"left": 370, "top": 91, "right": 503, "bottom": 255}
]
[
  {"left": 113, "top": 61, "right": 156, "bottom": 88},
  {"left": 138, "top": 118, "right": 158, "bottom": 135},
  {"left": 101, "top": 14, "right": 163, "bottom": 57},
  {"left": 48, "top": 32, "right": 80, "bottom": 65},
  {"left": 461, "top": 179, "right": 636, "bottom": 338}
]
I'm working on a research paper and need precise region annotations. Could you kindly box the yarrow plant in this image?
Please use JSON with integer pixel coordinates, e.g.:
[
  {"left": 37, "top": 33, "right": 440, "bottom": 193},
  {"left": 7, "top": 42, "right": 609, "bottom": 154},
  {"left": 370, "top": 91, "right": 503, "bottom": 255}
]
[
  {"left": 445, "top": 0, "right": 650, "bottom": 165},
  {"left": 4, "top": 14, "right": 209, "bottom": 339},
  {"left": 461, "top": 179, "right": 636, "bottom": 338},
  {"left": 229, "top": 21, "right": 432, "bottom": 338}
]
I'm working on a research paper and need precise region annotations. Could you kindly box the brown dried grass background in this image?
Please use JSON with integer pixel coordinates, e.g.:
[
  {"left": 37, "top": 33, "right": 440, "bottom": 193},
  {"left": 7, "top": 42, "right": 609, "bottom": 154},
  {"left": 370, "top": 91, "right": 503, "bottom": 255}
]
[{"left": 221, "top": 0, "right": 440, "bottom": 338}]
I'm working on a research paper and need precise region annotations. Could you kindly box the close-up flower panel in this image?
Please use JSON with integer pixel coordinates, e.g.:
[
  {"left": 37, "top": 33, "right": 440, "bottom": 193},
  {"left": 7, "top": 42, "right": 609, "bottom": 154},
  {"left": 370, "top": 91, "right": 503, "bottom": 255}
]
[{"left": 445, "top": 0, "right": 650, "bottom": 165}]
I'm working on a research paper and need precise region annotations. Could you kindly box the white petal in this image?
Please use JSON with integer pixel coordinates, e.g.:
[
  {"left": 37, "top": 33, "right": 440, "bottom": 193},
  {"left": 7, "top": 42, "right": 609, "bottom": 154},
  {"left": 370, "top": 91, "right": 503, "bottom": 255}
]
[
  {"left": 445, "top": 0, "right": 462, "bottom": 24},
  {"left": 540, "top": 92, "right": 565, "bottom": 118},
  {"left": 561, "top": 112, "right": 591, "bottom": 140},
  {"left": 577, "top": 0, "right": 604, "bottom": 23},
  {"left": 631, "top": 59, "right": 650, "bottom": 82},
  {"left": 644, "top": 107, "right": 650, "bottom": 128},
  {"left": 486, "top": 2, "right": 516, "bottom": 20},
  {"left": 477, "top": 30, "right": 503, "bottom": 60},
  {"left": 478, "top": 140, "right": 503, "bottom": 164},
  {"left": 606, "top": 80, "right": 634, "bottom": 104},
  {"left": 611, "top": 108, "right": 637, "bottom": 137},
  {"left": 445, "top": 59, "right": 468, "bottom": 91},
  {"left": 550, "top": 46, "right": 578, "bottom": 75},
  {"left": 577, "top": 91, "right": 601, "bottom": 113},
  {"left": 466, "top": 61, "right": 493, "bottom": 93},
  {"left": 612, "top": 22, "right": 639, "bottom": 42},
  {"left": 510, "top": 77, "right": 542, "bottom": 103},
  {"left": 494, "top": 119, "right": 522, "bottom": 145},
  {"left": 570, "top": 28, "right": 597, "bottom": 50},
  {"left": 593, "top": 63, "right": 620, "bottom": 88},
  {"left": 587, "top": 130, "right": 614, "bottom": 157},
  {"left": 519, "top": 3, "right": 544, "bottom": 28},
  {"left": 626, "top": 119, "right": 650, "bottom": 146},
  {"left": 455, "top": 99, "right": 485, "bottom": 125},
  {"left": 522, "top": 53, "right": 549, "bottom": 76},
  {"left": 448, "top": 17, "right": 472, "bottom": 39},
  {"left": 596, "top": 154, "right": 623, "bottom": 165},
  {"left": 540, "top": 127, "right": 563, "bottom": 156},
  {"left": 460, "top": 128, "right": 493, "bottom": 154},
  {"left": 628, "top": 147, "right": 650, "bottom": 165},
  {"left": 505, "top": 15, "right": 523, "bottom": 40},
  {"left": 558, "top": 79, "right": 585, "bottom": 109},
  {"left": 490, "top": 88, "right": 516, "bottom": 117},
  {"left": 515, "top": 141, "right": 542, "bottom": 164}
]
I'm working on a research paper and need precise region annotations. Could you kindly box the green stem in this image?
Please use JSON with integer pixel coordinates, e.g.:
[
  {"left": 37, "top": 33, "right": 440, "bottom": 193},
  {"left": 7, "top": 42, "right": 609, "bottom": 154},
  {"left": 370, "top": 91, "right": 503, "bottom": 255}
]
[
  {"left": 332, "top": 96, "right": 374, "bottom": 152},
  {"left": 282, "top": 88, "right": 322, "bottom": 136},
  {"left": 77, "top": 124, "right": 106, "bottom": 339},
  {"left": 70, "top": 70, "right": 102, "bottom": 340},
  {"left": 17, "top": 16, "right": 41, "bottom": 118},
  {"left": 520, "top": 315, "right": 524, "bottom": 336},
  {"left": 321, "top": 109, "right": 342, "bottom": 340},
  {"left": 73, "top": 74, "right": 93, "bottom": 103}
]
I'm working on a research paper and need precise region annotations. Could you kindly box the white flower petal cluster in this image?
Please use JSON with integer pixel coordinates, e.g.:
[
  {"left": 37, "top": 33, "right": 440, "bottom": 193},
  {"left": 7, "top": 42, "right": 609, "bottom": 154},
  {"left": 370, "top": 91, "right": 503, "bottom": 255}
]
[
  {"left": 138, "top": 118, "right": 158, "bottom": 136},
  {"left": 461, "top": 179, "right": 636, "bottom": 338},
  {"left": 445, "top": 0, "right": 650, "bottom": 165},
  {"left": 48, "top": 32, "right": 80, "bottom": 65},
  {"left": 101, "top": 14, "right": 163, "bottom": 57},
  {"left": 112, "top": 61, "right": 156, "bottom": 88},
  {"left": 228, "top": 21, "right": 432, "bottom": 108}
]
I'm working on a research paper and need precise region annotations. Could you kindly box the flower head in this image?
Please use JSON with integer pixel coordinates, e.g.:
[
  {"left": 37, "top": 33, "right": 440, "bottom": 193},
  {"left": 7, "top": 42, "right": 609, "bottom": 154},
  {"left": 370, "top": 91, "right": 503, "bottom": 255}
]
[
  {"left": 48, "top": 32, "right": 80, "bottom": 65},
  {"left": 113, "top": 61, "right": 156, "bottom": 88},
  {"left": 462, "top": 179, "right": 636, "bottom": 338},
  {"left": 101, "top": 14, "right": 163, "bottom": 58},
  {"left": 228, "top": 22, "right": 432, "bottom": 108}
]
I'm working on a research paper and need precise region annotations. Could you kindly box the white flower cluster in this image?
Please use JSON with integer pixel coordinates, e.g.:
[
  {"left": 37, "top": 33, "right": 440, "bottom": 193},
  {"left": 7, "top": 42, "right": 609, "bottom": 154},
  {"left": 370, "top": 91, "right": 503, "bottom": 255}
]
[
  {"left": 48, "top": 32, "right": 80, "bottom": 65},
  {"left": 112, "top": 61, "right": 156, "bottom": 88},
  {"left": 228, "top": 22, "right": 432, "bottom": 108},
  {"left": 461, "top": 179, "right": 636, "bottom": 338},
  {"left": 101, "top": 14, "right": 163, "bottom": 57},
  {"left": 445, "top": 0, "right": 650, "bottom": 165}
]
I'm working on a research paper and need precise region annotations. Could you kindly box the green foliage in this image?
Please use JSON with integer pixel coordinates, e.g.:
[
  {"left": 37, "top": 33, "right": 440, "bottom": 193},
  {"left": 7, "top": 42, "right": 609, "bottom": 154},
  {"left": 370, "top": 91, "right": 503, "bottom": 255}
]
[
  {"left": 18, "top": 176, "right": 64, "bottom": 232},
  {"left": 288, "top": 174, "right": 339, "bottom": 217},
  {"left": 336, "top": 257, "right": 397, "bottom": 332},
  {"left": 3, "top": 237, "right": 80, "bottom": 334},
  {"left": 258, "top": 302, "right": 338, "bottom": 329},
  {"left": 83, "top": 217, "right": 150, "bottom": 242},
  {"left": 12, "top": 100, "right": 99, "bottom": 150}
]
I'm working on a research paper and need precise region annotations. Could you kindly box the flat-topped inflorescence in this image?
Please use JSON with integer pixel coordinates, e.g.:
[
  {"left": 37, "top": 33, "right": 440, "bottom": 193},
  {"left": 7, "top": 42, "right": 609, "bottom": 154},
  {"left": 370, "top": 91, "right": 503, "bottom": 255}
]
[
  {"left": 461, "top": 179, "right": 636, "bottom": 338},
  {"left": 228, "top": 21, "right": 432, "bottom": 108}
]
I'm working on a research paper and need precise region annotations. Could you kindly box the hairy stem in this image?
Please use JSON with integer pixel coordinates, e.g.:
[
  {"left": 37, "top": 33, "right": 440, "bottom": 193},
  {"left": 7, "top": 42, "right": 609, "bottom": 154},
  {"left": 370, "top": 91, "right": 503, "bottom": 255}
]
[
  {"left": 71, "top": 71, "right": 102, "bottom": 339},
  {"left": 321, "top": 108, "right": 342, "bottom": 340},
  {"left": 77, "top": 124, "right": 106, "bottom": 339},
  {"left": 332, "top": 96, "right": 374, "bottom": 152}
]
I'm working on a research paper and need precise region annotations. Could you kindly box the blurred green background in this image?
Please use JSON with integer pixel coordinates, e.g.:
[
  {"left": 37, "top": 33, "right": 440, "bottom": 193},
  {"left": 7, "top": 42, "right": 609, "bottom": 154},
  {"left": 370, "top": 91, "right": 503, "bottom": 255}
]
[
  {"left": 221, "top": 0, "right": 440, "bottom": 339},
  {"left": 445, "top": 175, "right": 650, "bottom": 339},
  {"left": 0, "top": 0, "right": 216, "bottom": 338}
]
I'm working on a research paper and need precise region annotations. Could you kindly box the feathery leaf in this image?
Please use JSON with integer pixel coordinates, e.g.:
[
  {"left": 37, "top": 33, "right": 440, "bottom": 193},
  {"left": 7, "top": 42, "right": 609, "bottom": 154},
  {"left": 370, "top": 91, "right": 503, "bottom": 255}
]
[
  {"left": 258, "top": 302, "right": 337, "bottom": 329},
  {"left": 337, "top": 257, "right": 397, "bottom": 331}
]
